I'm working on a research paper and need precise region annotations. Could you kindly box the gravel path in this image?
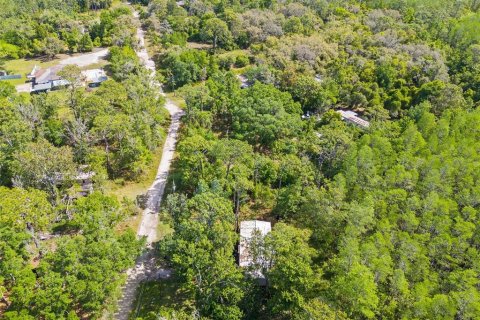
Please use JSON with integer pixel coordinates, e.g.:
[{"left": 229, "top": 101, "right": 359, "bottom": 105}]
[{"left": 113, "top": 9, "right": 183, "bottom": 320}]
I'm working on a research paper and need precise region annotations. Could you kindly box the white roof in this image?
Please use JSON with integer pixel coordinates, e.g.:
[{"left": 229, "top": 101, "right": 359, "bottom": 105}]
[
  {"left": 239, "top": 220, "right": 271, "bottom": 269},
  {"left": 51, "top": 79, "right": 70, "bottom": 87},
  {"left": 336, "top": 110, "right": 370, "bottom": 128},
  {"left": 31, "top": 82, "right": 52, "bottom": 91},
  {"left": 338, "top": 110, "right": 357, "bottom": 117},
  {"left": 240, "top": 220, "right": 271, "bottom": 239},
  {"left": 81, "top": 69, "right": 107, "bottom": 82},
  {"left": 314, "top": 74, "right": 323, "bottom": 83}
]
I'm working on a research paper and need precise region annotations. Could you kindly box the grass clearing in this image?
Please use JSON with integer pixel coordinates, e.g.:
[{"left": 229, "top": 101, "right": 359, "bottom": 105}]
[
  {"left": 111, "top": 0, "right": 124, "bottom": 8},
  {"left": 2, "top": 50, "right": 109, "bottom": 87},
  {"left": 115, "top": 212, "right": 143, "bottom": 235},
  {"left": 186, "top": 42, "right": 212, "bottom": 50},
  {"left": 217, "top": 49, "right": 249, "bottom": 59},
  {"left": 130, "top": 277, "right": 191, "bottom": 320},
  {"left": 104, "top": 144, "right": 165, "bottom": 202},
  {"left": 79, "top": 59, "right": 109, "bottom": 71},
  {"left": 165, "top": 92, "right": 185, "bottom": 108}
]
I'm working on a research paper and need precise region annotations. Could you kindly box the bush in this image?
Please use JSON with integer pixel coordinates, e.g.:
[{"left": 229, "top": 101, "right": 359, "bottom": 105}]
[
  {"left": 219, "top": 56, "right": 234, "bottom": 70},
  {"left": 235, "top": 54, "right": 249, "bottom": 68}
]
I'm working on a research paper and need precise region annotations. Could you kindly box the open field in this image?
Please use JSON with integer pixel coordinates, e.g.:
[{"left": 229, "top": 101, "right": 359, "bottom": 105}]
[
  {"left": 217, "top": 49, "right": 249, "bottom": 59},
  {"left": 186, "top": 41, "right": 212, "bottom": 50}
]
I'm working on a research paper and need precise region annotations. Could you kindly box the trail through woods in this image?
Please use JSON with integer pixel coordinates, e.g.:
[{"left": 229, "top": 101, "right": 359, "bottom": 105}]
[{"left": 113, "top": 8, "right": 184, "bottom": 320}]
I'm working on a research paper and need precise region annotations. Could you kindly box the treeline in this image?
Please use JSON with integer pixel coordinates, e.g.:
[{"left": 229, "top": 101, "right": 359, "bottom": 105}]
[
  {"left": 0, "top": 2, "right": 137, "bottom": 59},
  {"left": 136, "top": 0, "right": 480, "bottom": 120}
]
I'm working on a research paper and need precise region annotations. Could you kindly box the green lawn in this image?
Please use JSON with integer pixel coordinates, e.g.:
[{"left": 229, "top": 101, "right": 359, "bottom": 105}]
[
  {"left": 2, "top": 57, "right": 61, "bottom": 86},
  {"left": 79, "top": 59, "right": 109, "bottom": 71},
  {"left": 115, "top": 211, "right": 144, "bottom": 235}
]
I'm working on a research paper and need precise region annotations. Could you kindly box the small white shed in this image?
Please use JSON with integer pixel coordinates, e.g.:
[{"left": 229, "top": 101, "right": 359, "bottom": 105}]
[{"left": 239, "top": 220, "right": 271, "bottom": 268}]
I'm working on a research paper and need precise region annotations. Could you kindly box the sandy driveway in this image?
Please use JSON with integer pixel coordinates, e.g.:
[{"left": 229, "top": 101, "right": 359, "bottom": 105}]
[
  {"left": 114, "top": 9, "right": 184, "bottom": 320},
  {"left": 59, "top": 48, "right": 109, "bottom": 67}
]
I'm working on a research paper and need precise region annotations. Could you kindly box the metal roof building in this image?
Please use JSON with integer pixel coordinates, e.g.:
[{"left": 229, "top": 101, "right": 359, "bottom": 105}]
[
  {"left": 336, "top": 110, "right": 370, "bottom": 128},
  {"left": 51, "top": 79, "right": 70, "bottom": 89},
  {"left": 82, "top": 69, "right": 107, "bottom": 87},
  {"left": 31, "top": 82, "right": 52, "bottom": 93},
  {"left": 239, "top": 220, "right": 271, "bottom": 268}
]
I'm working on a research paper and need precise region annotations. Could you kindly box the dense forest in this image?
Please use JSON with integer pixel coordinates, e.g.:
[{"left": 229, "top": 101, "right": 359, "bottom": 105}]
[
  {"left": 1, "top": 0, "right": 480, "bottom": 319},
  {"left": 142, "top": 0, "right": 480, "bottom": 319},
  {"left": 1, "top": 0, "right": 114, "bottom": 59}
]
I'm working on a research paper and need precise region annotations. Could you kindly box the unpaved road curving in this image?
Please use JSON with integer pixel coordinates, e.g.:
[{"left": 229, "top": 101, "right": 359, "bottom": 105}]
[{"left": 113, "top": 9, "right": 183, "bottom": 320}]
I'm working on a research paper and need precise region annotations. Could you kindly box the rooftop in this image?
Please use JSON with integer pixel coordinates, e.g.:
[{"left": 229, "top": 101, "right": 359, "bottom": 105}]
[
  {"left": 27, "top": 65, "right": 40, "bottom": 78},
  {"left": 51, "top": 79, "right": 70, "bottom": 87},
  {"left": 31, "top": 82, "right": 52, "bottom": 92},
  {"left": 35, "top": 65, "right": 63, "bottom": 84},
  {"left": 82, "top": 69, "right": 107, "bottom": 83},
  {"left": 240, "top": 220, "right": 271, "bottom": 240},
  {"left": 239, "top": 220, "right": 271, "bottom": 269},
  {"left": 336, "top": 110, "right": 370, "bottom": 128}
]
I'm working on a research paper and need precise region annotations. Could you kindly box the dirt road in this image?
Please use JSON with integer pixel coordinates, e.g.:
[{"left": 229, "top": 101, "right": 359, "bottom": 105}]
[
  {"left": 58, "top": 48, "right": 109, "bottom": 67},
  {"left": 113, "top": 9, "right": 183, "bottom": 320}
]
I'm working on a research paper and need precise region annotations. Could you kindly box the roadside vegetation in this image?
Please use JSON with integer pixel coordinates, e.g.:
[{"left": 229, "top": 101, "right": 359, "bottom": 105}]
[{"left": 0, "top": 2, "right": 169, "bottom": 319}]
